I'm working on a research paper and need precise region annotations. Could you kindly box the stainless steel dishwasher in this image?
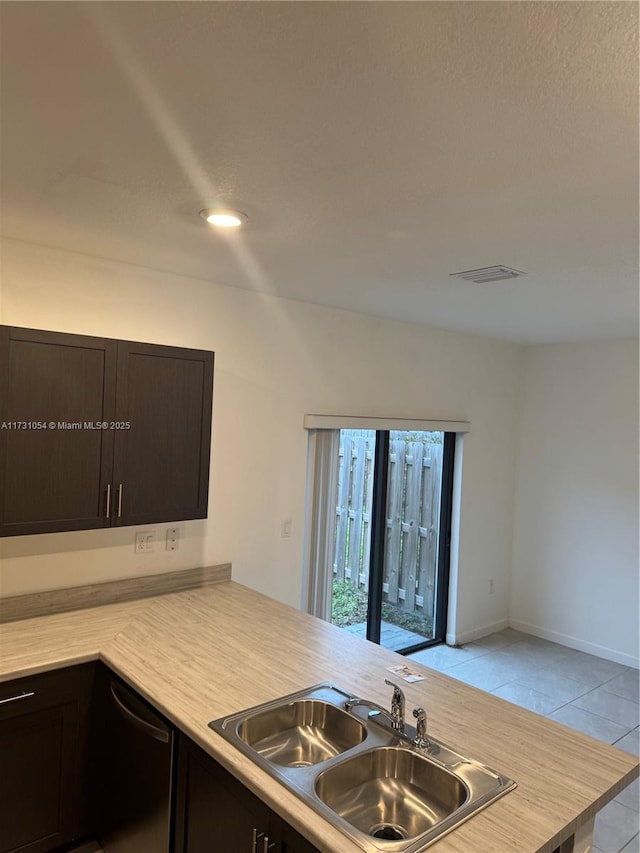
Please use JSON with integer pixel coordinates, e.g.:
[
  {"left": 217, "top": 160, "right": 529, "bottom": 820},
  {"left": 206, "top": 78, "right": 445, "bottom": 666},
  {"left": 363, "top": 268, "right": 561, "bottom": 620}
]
[{"left": 97, "top": 672, "right": 175, "bottom": 853}]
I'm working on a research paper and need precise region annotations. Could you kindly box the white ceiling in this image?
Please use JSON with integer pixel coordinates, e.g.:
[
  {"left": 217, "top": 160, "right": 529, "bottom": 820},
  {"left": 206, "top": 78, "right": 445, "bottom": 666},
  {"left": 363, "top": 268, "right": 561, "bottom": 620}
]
[{"left": 1, "top": 1, "right": 638, "bottom": 345}]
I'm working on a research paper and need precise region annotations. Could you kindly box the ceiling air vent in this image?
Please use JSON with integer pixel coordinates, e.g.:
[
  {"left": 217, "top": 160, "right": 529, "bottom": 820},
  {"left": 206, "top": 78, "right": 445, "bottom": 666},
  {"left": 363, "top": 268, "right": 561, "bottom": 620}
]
[{"left": 449, "top": 265, "right": 526, "bottom": 284}]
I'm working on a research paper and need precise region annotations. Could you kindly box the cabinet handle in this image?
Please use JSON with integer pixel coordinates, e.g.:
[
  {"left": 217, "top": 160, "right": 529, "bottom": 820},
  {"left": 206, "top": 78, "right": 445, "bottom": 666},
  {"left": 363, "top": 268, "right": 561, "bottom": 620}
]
[
  {"left": 105, "top": 483, "right": 111, "bottom": 519},
  {"left": 0, "top": 690, "right": 35, "bottom": 705},
  {"left": 251, "top": 829, "right": 277, "bottom": 853},
  {"left": 117, "top": 483, "right": 123, "bottom": 518}
]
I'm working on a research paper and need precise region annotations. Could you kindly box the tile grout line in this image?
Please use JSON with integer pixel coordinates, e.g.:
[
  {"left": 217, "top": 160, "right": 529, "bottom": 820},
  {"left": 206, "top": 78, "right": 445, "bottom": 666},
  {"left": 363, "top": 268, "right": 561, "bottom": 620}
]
[{"left": 449, "top": 645, "right": 637, "bottom": 723}]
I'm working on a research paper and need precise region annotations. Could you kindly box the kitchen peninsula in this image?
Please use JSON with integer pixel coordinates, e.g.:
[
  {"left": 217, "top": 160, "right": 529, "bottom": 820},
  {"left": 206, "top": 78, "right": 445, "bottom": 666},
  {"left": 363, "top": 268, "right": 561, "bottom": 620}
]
[{"left": 1, "top": 569, "right": 637, "bottom": 853}]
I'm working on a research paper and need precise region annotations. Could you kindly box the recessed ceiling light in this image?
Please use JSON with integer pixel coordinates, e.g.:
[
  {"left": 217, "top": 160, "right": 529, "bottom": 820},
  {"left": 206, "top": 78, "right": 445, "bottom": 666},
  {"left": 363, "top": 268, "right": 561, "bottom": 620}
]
[{"left": 199, "top": 208, "right": 247, "bottom": 228}]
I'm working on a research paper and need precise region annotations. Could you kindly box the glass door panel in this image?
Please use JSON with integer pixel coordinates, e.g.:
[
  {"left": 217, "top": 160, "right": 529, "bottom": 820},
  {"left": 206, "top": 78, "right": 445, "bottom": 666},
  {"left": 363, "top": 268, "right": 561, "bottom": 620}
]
[
  {"left": 380, "top": 431, "right": 444, "bottom": 651},
  {"left": 329, "top": 428, "right": 453, "bottom": 654}
]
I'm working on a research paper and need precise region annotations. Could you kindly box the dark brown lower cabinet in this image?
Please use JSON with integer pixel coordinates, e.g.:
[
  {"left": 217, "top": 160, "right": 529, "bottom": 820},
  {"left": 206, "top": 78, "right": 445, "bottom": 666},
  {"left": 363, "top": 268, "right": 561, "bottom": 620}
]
[
  {"left": 0, "top": 664, "right": 95, "bottom": 853},
  {"left": 174, "top": 734, "right": 319, "bottom": 853},
  {"left": 269, "top": 813, "right": 322, "bottom": 853},
  {"left": 0, "top": 663, "right": 318, "bottom": 853}
]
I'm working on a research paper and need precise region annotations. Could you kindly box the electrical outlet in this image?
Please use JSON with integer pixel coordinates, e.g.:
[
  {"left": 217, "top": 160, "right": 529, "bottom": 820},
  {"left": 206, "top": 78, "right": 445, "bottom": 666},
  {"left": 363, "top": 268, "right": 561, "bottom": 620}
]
[
  {"left": 166, "top": 527, "right": 179, "bottom": 551},
  {"left": 135, "top": 532, "right": 155, "bottom": 553}
]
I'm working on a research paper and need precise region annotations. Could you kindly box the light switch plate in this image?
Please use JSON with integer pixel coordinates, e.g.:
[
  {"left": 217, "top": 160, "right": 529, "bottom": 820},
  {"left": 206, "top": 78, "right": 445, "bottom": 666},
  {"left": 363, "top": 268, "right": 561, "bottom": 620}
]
[{"left": 281, "top": 519, "right": 292, "bottom": 538}]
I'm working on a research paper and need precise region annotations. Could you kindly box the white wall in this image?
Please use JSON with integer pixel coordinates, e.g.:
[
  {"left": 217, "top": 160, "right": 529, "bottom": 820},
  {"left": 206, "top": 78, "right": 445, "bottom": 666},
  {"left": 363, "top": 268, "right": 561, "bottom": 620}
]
[
  {"left": 510, "top": 340, "right": 639, "bottom": 666},
  {"left": 0, "top": 239, "right": 522, "bottom": 643}
]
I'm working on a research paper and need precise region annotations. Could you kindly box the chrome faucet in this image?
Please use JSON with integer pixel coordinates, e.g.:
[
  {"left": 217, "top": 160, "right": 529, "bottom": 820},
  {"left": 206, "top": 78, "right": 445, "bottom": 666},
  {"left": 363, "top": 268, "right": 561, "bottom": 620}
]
[
  {"left": 345, "top": 681, "right": 430, "bottom": 750},
  {"left": 344, "top": 680, "right": 405, "bottom": 732},
  {"left": 385, "top": 679, "right": 406, "bottom": 732}
]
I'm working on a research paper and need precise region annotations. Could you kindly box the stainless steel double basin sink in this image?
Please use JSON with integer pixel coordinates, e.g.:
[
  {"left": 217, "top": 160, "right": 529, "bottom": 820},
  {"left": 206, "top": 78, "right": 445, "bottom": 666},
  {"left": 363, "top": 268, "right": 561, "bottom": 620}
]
[{"left": 209, "top": 684, "right": 516, "bottom": 851}]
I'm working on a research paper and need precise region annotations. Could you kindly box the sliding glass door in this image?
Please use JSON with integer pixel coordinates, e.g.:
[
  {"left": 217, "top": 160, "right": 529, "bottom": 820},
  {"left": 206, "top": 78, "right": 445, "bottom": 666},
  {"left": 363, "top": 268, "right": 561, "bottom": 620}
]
[{"left": 328, "top": 429, "right": 455, "bottom": 653}]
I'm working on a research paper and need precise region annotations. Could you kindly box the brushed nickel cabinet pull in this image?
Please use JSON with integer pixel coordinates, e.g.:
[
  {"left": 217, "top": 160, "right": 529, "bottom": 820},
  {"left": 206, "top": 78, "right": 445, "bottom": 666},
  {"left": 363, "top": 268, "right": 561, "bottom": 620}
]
[
  {"left": 117, "top": 484, "right": 123, "bottom": 518},
  {"left": 252, "top": 829, "right": 268, "bottom": 853},
  {"left": 105, "top": 483, "right": 111, "bottom": 518},
  {"left": 0, "top": 690, "right": 35, "bottom": 705}
]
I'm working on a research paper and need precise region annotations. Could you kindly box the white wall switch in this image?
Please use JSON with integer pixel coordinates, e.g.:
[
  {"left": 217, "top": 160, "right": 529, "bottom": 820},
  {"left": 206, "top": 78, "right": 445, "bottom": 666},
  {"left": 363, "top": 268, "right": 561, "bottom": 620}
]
[
  {"left": 281, "top": 519, "right": 292, "bottom": 538},
  {"left": 166, "top": 527, "right": 179, "bottom": 551}
]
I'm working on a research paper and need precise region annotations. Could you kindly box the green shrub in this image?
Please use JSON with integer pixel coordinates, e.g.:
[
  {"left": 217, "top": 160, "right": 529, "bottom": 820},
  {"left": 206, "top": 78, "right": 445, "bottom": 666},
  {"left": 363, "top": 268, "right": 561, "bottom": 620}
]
[
  {"left": 331, "top": 580, "right": 434, "bottom": 639},
  {"left": 331, "top": 580, "right": 368, "bottom": 627}
]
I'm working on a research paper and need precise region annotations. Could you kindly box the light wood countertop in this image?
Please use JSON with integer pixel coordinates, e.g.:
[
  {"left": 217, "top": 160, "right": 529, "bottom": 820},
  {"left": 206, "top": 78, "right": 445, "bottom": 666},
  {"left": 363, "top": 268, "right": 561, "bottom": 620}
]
[{"left": 1, "top": 580, "right": 638, "bottom": 853}]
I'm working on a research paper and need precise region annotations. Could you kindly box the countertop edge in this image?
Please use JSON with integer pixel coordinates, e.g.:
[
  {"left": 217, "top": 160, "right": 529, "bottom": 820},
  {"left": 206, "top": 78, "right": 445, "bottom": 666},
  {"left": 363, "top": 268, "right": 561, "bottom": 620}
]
[{"left": 1, "top": 580, "right": 638, "bottom": 853}]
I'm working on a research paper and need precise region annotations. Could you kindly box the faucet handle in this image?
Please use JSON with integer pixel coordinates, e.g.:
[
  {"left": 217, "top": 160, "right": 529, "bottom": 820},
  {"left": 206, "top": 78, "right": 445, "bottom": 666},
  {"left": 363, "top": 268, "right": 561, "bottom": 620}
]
[{"left": 384, "top": 679, "right": 405, "bottom": 705}]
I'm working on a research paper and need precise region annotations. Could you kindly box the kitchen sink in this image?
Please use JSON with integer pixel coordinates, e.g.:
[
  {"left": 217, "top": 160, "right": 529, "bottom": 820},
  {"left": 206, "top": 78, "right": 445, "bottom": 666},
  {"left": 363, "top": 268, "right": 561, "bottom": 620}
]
[
  {"left": 237, "top": 698, "right": 367, "bottom": 767},
  {"left": 209, "top": 683, "right": 516, "bottom": 851},
  {"left": 315, "top": 746, "right": 468, "bottom": 842}
]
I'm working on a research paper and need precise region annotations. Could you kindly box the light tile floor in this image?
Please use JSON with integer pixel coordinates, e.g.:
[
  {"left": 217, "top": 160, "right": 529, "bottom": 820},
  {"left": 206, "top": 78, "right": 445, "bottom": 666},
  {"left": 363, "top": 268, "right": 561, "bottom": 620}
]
[{"left": 409, "top": 628, "right": 640, "bottom": 853}]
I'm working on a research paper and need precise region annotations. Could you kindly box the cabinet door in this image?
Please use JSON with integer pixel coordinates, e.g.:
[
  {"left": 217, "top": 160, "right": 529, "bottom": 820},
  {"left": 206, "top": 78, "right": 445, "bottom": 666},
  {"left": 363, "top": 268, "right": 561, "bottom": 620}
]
[
  {"left": 270, "top": 814, "right": 320, "bottom": 853},
  {"left": 0, "top": 665, "right": 95, "bottom": 853},
  {"left": 0, "top": 326, "right": 116, "bottom": 536},
  {"left": 112, "top": 341, "right": 213, "bottom": 526},
  {"left": 174, "top": 735, "right": 270, "bottom": 853}
]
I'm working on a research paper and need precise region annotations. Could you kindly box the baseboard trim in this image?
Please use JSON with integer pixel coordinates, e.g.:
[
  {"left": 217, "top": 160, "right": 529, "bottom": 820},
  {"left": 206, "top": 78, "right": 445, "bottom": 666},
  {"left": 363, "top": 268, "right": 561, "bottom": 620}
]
[
  {"left": 446, "top": 618, "right": 509, "bottom": 647},
  {"left": 508, "top": 618, "right": 640, "bottom": 669}
]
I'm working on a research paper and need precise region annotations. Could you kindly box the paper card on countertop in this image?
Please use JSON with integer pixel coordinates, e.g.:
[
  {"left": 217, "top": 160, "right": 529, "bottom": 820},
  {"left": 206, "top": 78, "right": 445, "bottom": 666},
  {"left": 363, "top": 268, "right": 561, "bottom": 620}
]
[{"left": 386, "top": 663, "right": 425, "bottom": 683}]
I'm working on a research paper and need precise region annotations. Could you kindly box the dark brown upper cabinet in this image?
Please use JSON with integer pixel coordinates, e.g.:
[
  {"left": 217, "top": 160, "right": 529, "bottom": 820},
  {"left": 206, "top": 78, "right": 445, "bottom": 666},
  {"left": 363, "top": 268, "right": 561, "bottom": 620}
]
[
  {"left": 0, "top": 326, "right": 214, "bottom": 537},
  {"left": 112, "top": 340, "right": 213, "bottom": 527},
  {"left": 0, "top": 327, "right": 117, "bottom": 536}
]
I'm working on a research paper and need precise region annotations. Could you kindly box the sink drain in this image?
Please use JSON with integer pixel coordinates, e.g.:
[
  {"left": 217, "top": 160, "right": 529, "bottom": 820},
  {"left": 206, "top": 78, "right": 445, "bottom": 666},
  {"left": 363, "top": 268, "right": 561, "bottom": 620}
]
[{"left": 370, "top": 823, "right": 407, "bottom": 841}]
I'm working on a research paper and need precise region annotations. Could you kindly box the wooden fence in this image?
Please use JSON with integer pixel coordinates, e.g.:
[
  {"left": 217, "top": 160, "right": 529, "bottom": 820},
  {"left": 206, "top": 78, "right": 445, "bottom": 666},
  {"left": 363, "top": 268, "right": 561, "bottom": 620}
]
[{"left": 332, "top": 430, "right": 443, "bottom": 619}]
